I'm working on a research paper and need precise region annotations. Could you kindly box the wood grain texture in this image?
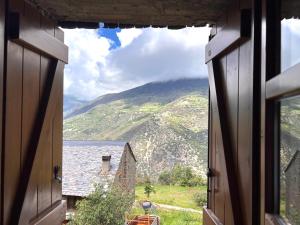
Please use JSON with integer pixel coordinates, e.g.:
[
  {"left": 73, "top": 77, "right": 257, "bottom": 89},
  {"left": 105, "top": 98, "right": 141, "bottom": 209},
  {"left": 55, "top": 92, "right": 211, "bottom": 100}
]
[
  {"left": 205, "top": 9, "right": 251, "bottom": 63},
  {"left": 11, "top": 59, "right": 61, "bottom": 225},
  {"left": 224, "top": 48, "right": 239, "bottom": 225},
  {"left": 3, "top": 2, "right": 66, "bottom": 224},
  {"left": 205, "top": 1, "right": 260, "bottom": 225},
  {"left": 3, "top": 41, "right": 23, "bottom": 225},
  {"left": 0, "top": 0, "right": 5, "bottom": 221},
  {"left": 37, "top": 17, "right": 54, "bottom": 214},
  {"left": 25, "top": 0, "right": 235, "bottom": 27},
  {"left": 238, "top": 39, "right": 253, "bottom": 225},
  {"left": 51, "top": 62, "right": 64, "bottom": 204},
  {"left": 30, "top": 201, "right": 66, "bottom": 225},
  {"left": 37, "top": 56, "right": 52, "bottom": 214},
  {"left": 19, "top": 48, "right": 40, "bottom": 224},
  {"left": 203, "top": 207, "right": 223, "bottom": 225},
  {"left": 208, "top": 59, "right": 244, "bottom": 225},
  {"left": 9, "top": 11, "right": 68, "bottom": 63}
]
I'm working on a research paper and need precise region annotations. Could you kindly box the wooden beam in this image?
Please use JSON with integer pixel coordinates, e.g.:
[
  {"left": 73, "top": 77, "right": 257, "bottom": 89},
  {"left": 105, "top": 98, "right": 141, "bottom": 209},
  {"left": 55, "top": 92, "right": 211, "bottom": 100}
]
[
  {"left": 29, "top": 201, "right": 67, "bottom": 225},
  {"left": 8, "top": 12, "right": 68, "bottom": 63},
  {"left": 205, "top": 9, "right": 251, "bottom": 63},
  {"left": 9, "top": 60, "right": 64, "bottom": 225},
  {"left": 266, "top": 63, "right": 300, "bottom": 99},
  {"left": 203, "top": 208, "right": 223, "bottom": 225},
  {"left": 207, "top": 60, "right": 244, "bottom": 225}
]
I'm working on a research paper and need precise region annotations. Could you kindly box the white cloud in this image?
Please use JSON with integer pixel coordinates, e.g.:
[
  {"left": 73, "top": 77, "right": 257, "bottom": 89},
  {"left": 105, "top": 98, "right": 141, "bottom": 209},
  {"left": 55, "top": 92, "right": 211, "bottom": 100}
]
[
  {"left": 64, "top": 27, "right": 211, "bottom": 100},
  {"left": 117, "top": 28, "right": 143, "bottom": 47}
]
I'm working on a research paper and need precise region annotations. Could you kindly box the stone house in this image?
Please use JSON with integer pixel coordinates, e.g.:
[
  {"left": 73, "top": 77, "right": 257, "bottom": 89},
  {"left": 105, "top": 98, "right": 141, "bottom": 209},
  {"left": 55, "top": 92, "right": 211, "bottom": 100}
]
[
  {"left": 62, "top": 140, "right": 136, "bottom": 210},
  {"left": 285, "top": 150, "right": 300, "bottom": 224}
]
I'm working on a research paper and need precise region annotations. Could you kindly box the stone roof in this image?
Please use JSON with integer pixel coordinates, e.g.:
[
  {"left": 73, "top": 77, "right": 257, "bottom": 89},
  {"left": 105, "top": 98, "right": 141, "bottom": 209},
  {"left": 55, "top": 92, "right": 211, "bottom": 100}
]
[
  {"left": 62, "top": 140, "right": 128, "bottom": 197},
  {"left": 25, "top": 0, "right": 234, "bottom": 28}
]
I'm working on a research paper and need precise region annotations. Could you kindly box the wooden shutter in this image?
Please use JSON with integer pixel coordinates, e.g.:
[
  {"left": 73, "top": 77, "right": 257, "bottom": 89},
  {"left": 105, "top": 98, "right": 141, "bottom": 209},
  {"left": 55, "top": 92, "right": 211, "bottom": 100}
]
[
  {"left": 203, "top": 2, "right": 257, "bottom": 225},
  {"left": 3, "top": 1, "right": 68, "bottom": 224}
]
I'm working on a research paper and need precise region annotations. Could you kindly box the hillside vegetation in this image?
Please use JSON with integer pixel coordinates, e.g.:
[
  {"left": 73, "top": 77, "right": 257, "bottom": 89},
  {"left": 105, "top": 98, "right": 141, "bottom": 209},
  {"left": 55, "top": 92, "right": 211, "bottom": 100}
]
[{"left": 63, "top": 79, "right": 209, "bottom": 178}]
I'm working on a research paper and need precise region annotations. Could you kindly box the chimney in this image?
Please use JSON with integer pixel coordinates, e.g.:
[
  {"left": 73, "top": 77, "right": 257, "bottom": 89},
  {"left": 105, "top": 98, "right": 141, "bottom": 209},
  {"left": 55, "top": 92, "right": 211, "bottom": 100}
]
[{"left": 101, "top": 155, "right": 111, "bottom": 174}]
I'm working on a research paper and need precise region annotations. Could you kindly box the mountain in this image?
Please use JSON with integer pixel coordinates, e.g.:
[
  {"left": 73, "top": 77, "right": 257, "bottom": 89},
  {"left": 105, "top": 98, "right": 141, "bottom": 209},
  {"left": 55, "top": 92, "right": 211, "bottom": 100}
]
[
  {"left": 64, "top": 95, "right": 88, "bottom": 117},
  {"left": 63, "top": 78, "right": 209, "bottom": 179}
]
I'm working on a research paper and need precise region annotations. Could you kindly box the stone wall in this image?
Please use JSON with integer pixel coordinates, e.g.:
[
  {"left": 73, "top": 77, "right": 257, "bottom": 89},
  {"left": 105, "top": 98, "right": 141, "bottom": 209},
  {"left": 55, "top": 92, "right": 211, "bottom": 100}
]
[{"left": 114, "top": 144, "right": 136, "bottom": 196}]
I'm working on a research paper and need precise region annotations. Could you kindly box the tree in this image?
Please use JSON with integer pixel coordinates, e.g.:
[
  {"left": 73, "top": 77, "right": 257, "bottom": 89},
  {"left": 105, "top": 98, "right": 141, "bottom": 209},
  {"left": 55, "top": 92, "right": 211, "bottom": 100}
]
[
  {"left": 158, "top": 165, "right": 206, "bottom": 187},
  {"left": 70, "top": 185, "right": 133, "bottom": 225},
  {"left": 144, "top": 180, "right": 156, "bottom": 198}
]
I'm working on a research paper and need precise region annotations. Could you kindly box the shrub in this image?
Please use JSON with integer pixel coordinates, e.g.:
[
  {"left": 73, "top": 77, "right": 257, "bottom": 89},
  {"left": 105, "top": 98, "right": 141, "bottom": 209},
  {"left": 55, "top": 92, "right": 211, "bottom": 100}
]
[
  {"left": 69, "top": 185, "right": 133, "bottom": 225},
  {"left": 158, "top": 171, "right": 172, "bottom": 185},
  {"left": 188, "top": 176, "right": 206, "bottom": 187},
  {"left": 193, "top": 192, "right": 206, "bottom": 207},
  {"left": 158, "top": 165, "right": 206, "bottom": 187}
]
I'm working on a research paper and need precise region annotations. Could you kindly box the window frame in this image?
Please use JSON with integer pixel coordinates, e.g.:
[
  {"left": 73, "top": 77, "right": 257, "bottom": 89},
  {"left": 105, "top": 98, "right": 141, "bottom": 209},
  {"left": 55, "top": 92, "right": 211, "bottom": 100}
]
[{"left": 264, "top": 0, "right": 300, "bottom": 223}]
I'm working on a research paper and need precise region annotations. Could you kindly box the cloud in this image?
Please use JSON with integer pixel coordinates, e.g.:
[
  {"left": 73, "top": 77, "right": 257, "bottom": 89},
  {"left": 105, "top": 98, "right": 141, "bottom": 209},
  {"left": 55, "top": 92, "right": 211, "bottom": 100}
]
[{"left": 64, "top": 27, "right": 211, "bottom": 100}]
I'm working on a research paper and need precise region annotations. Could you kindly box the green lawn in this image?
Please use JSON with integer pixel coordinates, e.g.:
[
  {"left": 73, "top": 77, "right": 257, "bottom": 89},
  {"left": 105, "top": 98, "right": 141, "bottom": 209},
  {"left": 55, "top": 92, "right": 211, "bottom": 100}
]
[
  {"left": 135, "top": 185, "right": 206, "bottom": 210},
  {"left": 130, "top": 206, "right": 202, "bottom": 225}
]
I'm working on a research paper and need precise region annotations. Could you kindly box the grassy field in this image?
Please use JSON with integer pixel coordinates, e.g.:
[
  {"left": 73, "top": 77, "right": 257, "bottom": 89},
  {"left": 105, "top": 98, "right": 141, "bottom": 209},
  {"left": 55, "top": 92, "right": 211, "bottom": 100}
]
[
  {"left": 132, "top": 185, "right": 206, "bottom": 225},
  {"left": 130, "top": 205, "right": 202, "bottom": 225},
  {"left": 135, "top": 185, "right": 206, "bottom": 210}
]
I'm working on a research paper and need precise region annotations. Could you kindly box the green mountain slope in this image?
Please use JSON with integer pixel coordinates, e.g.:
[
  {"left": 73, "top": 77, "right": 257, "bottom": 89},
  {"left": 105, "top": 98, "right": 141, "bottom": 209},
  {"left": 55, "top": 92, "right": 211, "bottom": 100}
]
[{"left": 63, "top": 79, "right": 209, "bottom": 179}]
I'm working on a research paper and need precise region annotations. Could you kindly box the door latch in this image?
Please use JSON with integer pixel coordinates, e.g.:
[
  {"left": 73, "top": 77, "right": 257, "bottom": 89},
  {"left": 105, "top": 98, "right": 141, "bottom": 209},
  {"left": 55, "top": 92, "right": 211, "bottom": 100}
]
[{"left": 54, "top": 166, "right": 62, "bottom": 183}]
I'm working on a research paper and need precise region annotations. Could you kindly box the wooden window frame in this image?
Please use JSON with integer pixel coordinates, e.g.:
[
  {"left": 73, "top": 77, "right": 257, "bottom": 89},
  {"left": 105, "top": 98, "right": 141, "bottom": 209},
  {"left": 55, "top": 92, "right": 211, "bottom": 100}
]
[{"left": 262, "top": 0, "right": 300, "bottom": 223}]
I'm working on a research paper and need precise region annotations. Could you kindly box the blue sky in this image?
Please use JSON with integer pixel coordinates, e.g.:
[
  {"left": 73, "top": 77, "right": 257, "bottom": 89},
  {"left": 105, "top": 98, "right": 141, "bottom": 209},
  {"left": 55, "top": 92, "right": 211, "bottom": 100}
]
[
  {"left": 98, "top": 28, "right": 121, "bottom": 49},
  {"left": 64, "top": 27, "right": 211, "bottom": 100}
]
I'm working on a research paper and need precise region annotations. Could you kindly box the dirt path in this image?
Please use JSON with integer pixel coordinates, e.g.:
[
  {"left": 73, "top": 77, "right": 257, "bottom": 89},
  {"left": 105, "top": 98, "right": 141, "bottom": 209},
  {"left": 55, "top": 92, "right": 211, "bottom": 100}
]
[{"left": 154, "top": 203, "right": 202, "bottom": 213}]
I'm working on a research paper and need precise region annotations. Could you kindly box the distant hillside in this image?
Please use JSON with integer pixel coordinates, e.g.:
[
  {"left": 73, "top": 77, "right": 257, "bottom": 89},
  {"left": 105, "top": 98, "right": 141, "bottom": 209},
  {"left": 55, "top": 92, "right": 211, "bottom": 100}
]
[
  {"left": 63, "top": 78, "right": 209, "bottom": 179},
  {"left": 64, "top": 95, "right": 87, "bottom": 117}
]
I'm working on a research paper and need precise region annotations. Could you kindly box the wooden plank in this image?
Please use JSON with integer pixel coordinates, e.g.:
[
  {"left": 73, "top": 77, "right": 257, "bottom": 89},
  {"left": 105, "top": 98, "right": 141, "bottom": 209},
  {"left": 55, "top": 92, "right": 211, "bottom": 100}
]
[
  {"left": 205, "top": 9, "right": 251, "bottom": 63},
  {"left": 0, "top": 0, "right": 5, "bottom": 222},
  {"left": 37, "top": 56, "right": 53, "bottom": 214},
  {"left": 213, "top": 56, "right": 226, "bottom": 223},
  {"left": 9, "top": 13, "right": 68, "bottom": 63},
  {"left": 3, "top": 41, "right": 23, "bottom": 225},
  {"left": 9, "top": 60, "right": 62, "bottom": 225},
  {"left": 30, "top": 201, "right": 67, "bottom": 225},
  {"left": 238, "top": 39, "right": 253, "bottom": 225},
  {"left": 224, "top": 48, "right": 239, "bottom": 225},
  {"left": 19, "top": 48, "right": 41, "bottom": 224},
  {"left": 37, "top": 13, "right": 55, "bottom": 213},
  {"left": 207, "top": 99, "right": 214, "bottom": 210},
  {"left": 266, "top": 63, "right": 300, "bottom": 99},
  {"left": 52, "top": 62, "right": 64, "bottom": 204},
  {"left": 207, "top": 59, "right": 244, "bottom": 225},
  {"left": 203, "top": 207, "right": 223, "bottom": 225}
]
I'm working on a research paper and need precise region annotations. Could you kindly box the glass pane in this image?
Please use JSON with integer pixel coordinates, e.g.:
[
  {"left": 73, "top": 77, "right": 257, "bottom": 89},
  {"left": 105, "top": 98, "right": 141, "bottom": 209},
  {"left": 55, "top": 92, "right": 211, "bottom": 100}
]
[
  {"left": 281, "top": 1, "right": 300, "bottom": 72},
  {"left": 280, "top": 97, "right": 300, "bottom": 225}
]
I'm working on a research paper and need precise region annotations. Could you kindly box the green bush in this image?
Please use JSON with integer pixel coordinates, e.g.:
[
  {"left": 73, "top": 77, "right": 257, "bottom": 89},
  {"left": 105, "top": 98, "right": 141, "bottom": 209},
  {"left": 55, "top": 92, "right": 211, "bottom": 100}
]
[
  {"left": 158, "top": 165, "right": 206, "bottom": 187},
  {"left": 193, "top": 192, "right": 206, "bottom": 207},
  {"left": 158, "top": 171, "right": 172, "bottom": 185},
  {"left": 69, "top": 185, "right": 133, "bottom": 225}
]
